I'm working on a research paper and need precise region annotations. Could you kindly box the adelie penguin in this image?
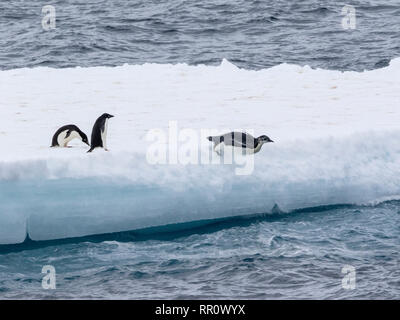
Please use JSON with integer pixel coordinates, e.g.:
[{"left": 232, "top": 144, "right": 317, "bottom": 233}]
[
  {"left": 51, "top": 124, "right": 89, "bottom": 148},
  {"left": 207, "top": 132, "right": 273, "bottom": 155},
  {"left": 87, "top": 113, "right": 114, "bottom": 152}
]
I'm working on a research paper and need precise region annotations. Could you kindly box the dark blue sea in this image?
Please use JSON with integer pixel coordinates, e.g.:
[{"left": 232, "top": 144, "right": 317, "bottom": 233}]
[
  {"left": 0, "top": 0, "right": 399, "bottom": 299},
  {"left": 1, "top": 0, "right": 400, "bottom": 71}
]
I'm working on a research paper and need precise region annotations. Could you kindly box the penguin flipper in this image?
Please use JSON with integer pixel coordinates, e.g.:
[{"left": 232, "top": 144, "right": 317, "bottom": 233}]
[{"left": 231, "top": 139, "right": 248, "bottom": 148}]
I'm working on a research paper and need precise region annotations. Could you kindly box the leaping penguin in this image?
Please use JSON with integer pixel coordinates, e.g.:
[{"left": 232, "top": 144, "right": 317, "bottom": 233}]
[
  {"left": 87, "top": 113, "right": 114, "bottom": 153},
  {"left": 207, "top": 132, "right": 273, "bottom": 155},
  {"left": 51, "top": 124, "right": 89, "bottom": 148}
]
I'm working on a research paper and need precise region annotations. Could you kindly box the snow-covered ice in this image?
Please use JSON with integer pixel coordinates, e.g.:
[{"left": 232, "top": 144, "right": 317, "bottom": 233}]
[{"left": 1, "top": 59, "right": 400, "bottom": 244}]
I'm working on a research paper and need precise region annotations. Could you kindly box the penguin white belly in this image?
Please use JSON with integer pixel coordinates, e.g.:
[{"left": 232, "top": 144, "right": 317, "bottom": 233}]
[
  {"left": 214, "top": 142, "right": 261, "bottom": 155},
  {"left": 57, "top": 130, "right": 79, "bottom": 147},
  {"left": 248, "top": 143, "right": 262, "bottom": 154},
  {"left": 214, "top": 143, "right": 243, "bottom": 156},
  {"left": 101, "top": 120, "right": 108, "bottom": 149}
]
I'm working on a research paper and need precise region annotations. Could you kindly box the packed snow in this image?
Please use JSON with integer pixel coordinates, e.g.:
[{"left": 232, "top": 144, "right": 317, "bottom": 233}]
[{"left": 1, "top": 59, "right": 400, "bottom": 244}]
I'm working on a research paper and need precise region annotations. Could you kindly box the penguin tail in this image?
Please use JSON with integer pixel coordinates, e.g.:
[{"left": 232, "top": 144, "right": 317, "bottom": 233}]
[
  {"left": 207, "top": 136, "right": 224, "bottom": 144},
  {"left": 87, "top": 147, "right": 95, "bottom": 153}
]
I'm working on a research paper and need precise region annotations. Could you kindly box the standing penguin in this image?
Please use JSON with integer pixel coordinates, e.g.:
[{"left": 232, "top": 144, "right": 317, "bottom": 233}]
[
  {"left": 51, "top": 124, "right": 89, "bottom": 148},
  {"left": 87, "top": 113, "right": 114, "bottom": 152}
]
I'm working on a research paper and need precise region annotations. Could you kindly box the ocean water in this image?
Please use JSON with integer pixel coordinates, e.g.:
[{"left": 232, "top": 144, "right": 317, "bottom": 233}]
[
  {"left": 1, "top": 0, "right": 400, "bottom": 71},
  {"left": 1, "top": 0, "right": 400, "bottom": 299}
]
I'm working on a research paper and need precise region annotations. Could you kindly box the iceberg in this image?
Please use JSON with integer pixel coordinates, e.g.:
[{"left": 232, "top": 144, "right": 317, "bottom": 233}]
[{"left": 1, "top": 59, "right": 400, "bottom": 244}]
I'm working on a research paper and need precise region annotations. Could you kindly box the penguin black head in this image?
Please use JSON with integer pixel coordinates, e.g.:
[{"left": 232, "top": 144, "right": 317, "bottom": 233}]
[
  {"left": 257, "top": 135, "right": 274, "bottom": 143},
  {"left": 101, "top": 113, "right": 114, "bottom": 119},
  {"left": 79, "top": 132, "right": 90, "bottom": 146}
]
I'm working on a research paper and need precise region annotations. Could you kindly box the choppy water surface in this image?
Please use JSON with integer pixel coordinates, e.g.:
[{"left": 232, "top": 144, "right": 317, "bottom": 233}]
[{"left": 1, "top": 0, "right": 400, "bottom": 71}]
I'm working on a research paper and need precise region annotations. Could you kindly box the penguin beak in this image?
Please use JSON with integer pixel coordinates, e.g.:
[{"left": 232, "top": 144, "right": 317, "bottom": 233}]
[{"left": 109, "top": 114, "right": 114, "bottom": 118}]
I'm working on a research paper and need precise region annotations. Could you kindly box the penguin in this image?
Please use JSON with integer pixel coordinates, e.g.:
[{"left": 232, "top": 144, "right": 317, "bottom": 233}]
[
  {"left": 207, "top": 132, "right": 273, "bottom": 155},
  {"left": 51, "top": 124, "right": 89, "bottom": 148},
  {"left": 87, "top": 113, "right": 114, "bottom": 152}
]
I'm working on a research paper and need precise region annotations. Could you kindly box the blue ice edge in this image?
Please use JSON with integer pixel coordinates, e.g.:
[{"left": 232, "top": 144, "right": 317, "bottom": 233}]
[
  {"left": 0, "top": 172, "right": 397, "bottom": 246},
  {"left": 0, "top": 203, "right": 356, "bottom": 254},
  {"left": 2, "top": 177, "right": 287, "bottom": 244}
]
